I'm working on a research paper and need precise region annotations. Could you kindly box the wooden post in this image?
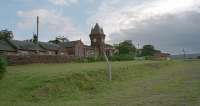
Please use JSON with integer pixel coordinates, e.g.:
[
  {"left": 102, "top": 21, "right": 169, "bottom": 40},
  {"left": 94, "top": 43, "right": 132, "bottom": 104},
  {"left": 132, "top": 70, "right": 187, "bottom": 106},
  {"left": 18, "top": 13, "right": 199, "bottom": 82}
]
[{"left": 103, "top": 51, "right": 112, "bottom": 81}]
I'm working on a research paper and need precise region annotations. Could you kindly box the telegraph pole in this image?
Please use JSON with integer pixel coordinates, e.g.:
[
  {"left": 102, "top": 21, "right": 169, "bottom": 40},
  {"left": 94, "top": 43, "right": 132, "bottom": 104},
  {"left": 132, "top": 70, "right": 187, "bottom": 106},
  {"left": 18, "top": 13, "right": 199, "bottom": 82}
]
[
  {"left": 36, "top": 16, "right": 39, "bottom": 54},
  {"left": 37, "top": 16, "right": 39, "bottom": 38}
]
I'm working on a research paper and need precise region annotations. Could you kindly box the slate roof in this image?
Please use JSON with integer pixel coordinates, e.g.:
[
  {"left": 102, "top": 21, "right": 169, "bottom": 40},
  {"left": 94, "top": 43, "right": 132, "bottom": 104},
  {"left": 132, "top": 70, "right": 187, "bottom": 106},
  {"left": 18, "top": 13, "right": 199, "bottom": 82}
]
[
  {"left": 8, "top": 40, "right": 44, "bottom": 51},
  {"left": 0, "top": 40, "right": 16, "bottom": 51},
  {"left": 39, "top": 42, "right": 60, "bottom": 51},
  {"left": 59, "top": 40, "right": 81, "bottom": 48}
]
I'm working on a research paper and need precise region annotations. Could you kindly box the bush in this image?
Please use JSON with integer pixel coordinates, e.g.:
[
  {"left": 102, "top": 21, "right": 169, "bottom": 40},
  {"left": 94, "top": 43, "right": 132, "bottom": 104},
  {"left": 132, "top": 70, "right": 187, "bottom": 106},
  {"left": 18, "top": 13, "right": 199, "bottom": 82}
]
[
  {"left": 109, "top": 54, "right": 134, "bottom": 61},
  {"left": 0, "top": 57, "right": 7, "bottom": 79},
  {"left": 74, "top": 54, "right": 135, "bottom": 63},
  {"left": 144, "top": 56, "right": 154, "bottom": 60},
  {"left": 86, "top": 56, "right": 105, "bottom": 62},
  {"left": 72, "top": 56, "right": 105, "bottom": 63}
]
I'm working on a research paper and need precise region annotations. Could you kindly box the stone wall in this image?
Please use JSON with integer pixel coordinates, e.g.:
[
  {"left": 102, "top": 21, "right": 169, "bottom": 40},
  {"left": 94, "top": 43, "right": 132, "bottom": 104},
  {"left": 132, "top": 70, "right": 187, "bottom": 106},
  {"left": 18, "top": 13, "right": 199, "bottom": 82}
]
[{"left": 6, "top": 55, "right": 74, "bottom": 65}]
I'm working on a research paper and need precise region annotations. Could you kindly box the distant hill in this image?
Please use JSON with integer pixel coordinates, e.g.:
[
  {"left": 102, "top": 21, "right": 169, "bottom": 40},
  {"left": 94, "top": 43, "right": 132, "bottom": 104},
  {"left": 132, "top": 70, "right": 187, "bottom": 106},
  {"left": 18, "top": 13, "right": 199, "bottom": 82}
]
[{"left": 171, "top": 53, "right": 200, "bottom": 59}]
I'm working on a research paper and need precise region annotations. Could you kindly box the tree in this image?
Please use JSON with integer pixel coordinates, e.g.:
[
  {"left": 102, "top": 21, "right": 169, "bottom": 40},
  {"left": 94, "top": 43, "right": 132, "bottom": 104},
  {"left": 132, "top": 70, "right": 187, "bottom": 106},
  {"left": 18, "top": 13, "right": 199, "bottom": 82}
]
[
  {"left": 141, "top": 45, "right": 160, "bottom": 56},
  {"left": 117, "top": 40, "right": 136, "bottom": 55},
  {"left": 49, "top": 36, "right": 69, "bottom": 44},
  {"left": 33, "top": 34, "right": 38, "bottom": 44},
  {"left": 0, "top": 29, "right": 14, "bottom": 40},
  {"left": 49, "top": 39, "right": 60, "bottom": 44}
]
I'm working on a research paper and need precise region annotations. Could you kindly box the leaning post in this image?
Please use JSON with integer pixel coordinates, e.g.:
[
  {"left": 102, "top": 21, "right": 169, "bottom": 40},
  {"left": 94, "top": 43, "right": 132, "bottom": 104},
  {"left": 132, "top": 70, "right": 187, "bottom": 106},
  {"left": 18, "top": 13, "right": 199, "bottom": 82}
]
[{"left": 103, "top": 51, "right": 112, "bottom": 81}]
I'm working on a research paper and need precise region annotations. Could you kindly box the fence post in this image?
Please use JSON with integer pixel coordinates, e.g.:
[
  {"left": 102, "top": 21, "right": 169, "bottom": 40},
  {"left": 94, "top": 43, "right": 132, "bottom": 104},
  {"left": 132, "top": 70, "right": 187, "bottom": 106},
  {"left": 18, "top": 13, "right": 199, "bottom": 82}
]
[{"left": 103, "top": 51, "right": 112, "bottom": 81}]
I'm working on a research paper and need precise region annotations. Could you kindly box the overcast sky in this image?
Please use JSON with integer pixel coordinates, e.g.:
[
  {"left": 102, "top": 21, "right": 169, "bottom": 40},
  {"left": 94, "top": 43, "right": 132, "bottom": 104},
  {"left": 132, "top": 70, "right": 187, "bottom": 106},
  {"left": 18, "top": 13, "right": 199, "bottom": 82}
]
[{"left": 0, "top": 0, "right": 200, "bottom": 54}]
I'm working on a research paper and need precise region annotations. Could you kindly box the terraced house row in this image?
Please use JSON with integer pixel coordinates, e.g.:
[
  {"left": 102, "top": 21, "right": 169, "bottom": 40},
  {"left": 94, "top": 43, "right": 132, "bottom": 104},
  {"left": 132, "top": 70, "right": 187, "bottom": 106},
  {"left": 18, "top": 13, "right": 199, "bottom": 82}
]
[{"left": 0, "top": 23, "right": 115, "bottom": 58}]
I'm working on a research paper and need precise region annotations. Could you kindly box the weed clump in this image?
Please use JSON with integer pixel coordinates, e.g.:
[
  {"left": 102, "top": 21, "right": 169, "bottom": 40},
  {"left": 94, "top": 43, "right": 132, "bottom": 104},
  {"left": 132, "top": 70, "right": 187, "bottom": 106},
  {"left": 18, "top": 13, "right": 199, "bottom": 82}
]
[{"left": 0, "top": 57, "right": 7, "bottom": 79}]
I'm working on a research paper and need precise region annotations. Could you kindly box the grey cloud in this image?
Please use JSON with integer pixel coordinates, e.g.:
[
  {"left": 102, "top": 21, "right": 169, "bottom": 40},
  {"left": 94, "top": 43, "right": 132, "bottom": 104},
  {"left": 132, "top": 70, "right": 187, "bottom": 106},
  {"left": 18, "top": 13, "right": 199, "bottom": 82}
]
[{"left": 110, "top": 11, "right": 200, "bottom": 54}]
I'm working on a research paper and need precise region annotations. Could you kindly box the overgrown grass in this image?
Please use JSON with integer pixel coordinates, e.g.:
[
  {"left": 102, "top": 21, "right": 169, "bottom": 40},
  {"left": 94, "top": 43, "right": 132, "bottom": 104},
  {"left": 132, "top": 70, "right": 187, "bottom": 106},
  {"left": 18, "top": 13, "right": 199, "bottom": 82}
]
[
  {"left": 0, "top": 60, "right": 200, "bottom": 106},
  {"left": 0, "top": 57, "right": 7, "bottom": 79}
]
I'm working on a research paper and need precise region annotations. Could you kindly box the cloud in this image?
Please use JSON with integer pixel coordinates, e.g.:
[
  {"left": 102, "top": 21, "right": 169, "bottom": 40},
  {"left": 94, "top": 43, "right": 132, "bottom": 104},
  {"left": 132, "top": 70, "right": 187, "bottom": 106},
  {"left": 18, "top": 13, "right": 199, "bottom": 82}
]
[
  {"left": 87, "top": 0, "right": 200, "bottom": 54},
  {"left": 110, "top": 12, "right": 200, "bottom": 54},
  {"left": 49, "top": 0, "right": 78, "bottom": 6},
  {"left": 17, "top": 9, "right": 83, "bottom": 41},
  {"left": 88, "top": 0, "right": 200, "bottom": 34}
]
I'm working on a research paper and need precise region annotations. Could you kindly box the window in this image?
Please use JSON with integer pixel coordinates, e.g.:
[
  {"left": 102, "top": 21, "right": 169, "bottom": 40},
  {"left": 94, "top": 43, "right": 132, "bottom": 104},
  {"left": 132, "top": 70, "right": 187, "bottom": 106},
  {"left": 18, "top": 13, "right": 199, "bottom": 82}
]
[{"left": 93, "top": 38, "right": 96, "bottom": 42}]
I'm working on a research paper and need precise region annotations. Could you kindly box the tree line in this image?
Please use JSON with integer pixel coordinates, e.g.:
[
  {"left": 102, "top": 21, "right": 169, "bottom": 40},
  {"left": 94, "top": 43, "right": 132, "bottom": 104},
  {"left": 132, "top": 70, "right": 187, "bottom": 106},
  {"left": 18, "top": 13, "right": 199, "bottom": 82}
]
[{"left": 115, "top": 40, "right": 161, "bottom": 57}]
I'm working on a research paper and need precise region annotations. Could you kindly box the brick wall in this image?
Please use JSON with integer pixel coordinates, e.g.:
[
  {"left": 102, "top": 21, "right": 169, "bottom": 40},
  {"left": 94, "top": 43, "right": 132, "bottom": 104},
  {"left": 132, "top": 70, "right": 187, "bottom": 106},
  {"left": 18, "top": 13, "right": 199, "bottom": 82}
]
[{"left": 6, "top": 55, "right": 75, "bottom": 65}]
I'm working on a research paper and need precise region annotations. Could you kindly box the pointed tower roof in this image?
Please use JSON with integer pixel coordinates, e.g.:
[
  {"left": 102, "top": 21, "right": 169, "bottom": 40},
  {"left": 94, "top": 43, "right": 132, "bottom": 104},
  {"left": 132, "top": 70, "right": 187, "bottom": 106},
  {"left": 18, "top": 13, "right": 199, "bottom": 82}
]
[
  {"left": 91, "top": 23, "right": 104, "bottom": 34},
  {"left": 94, "top": 23, "right": 100, "bottom": 30}
]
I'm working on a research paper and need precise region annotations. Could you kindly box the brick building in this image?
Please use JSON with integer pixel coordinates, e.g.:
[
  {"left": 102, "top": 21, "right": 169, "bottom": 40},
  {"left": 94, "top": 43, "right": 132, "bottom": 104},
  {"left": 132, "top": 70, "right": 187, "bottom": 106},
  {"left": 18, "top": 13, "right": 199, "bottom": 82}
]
[
  {"left": 59, "top": 40, "right": 85, "bottom": 57},
  {"left": 0, "top": 40, "right": 16, "bottom": 55},
  {"left": 58, "top": 23, "right": 115, "bottom": 57},
  {"left": 88, "top": 23, "right": 115, "bottom": 57},
  {"left": 0, "top": 39, "right": 65, "bottom": 56},
  {"left": 0, "top": 23, "right": 115, "bottom": 58}
]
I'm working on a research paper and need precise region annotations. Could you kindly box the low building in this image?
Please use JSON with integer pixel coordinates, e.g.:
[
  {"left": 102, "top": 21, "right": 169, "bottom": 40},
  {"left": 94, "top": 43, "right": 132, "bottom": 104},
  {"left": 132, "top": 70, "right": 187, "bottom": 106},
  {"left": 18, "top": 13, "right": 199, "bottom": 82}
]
[
  {"left": 0, "top": 40, "right": 17, "bottom": 55},
  {"left": 153, "top": 53, "right": 171, "bottom": 60},
  {"left": 0, "top": 39, "right": 67, "bottom": 56},
  {"left": 59, "top": 40, "right": 85, "bottom": 57},
  {"left": 39, "top": 42, "right": 67, "bottom": 55},
  {"left": 105, "top": 44, "right": 115, "bottom": 57},
  {"left": 84, "top": 45, "right": 95, "bottom": 57},
  {"left": 0, "top": 23, "right": 115, "bottom": 58},
  {"left": 7, "top": 40, "right": 45, "bottom": 55}
]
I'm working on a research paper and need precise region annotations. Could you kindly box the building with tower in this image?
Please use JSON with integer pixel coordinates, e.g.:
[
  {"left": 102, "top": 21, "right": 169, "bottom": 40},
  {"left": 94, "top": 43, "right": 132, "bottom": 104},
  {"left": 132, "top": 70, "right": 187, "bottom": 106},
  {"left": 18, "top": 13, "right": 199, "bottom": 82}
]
[
  {"left": 0, "top": 22, "right": 114, "bottom": 58},
  {"left": 89, "top": 23, "right": 105, "bottom": 56},
  {"left": 88, "top": 23, "right": 115, "bottom": 57},
  {"left": 61, "top": 23, "right": 115, "bottom": 57}
]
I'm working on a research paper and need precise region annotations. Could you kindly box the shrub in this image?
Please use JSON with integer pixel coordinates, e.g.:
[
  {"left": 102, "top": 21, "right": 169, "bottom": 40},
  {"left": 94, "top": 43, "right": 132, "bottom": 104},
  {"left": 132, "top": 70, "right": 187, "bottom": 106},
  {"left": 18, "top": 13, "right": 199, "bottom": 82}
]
[
  {"left": 72, "top": 56, "right": 105, "bottom": 63},
  {"left": 144, "top": 56, "right": 154, "bottom": 60},
  {"left": 0, "top": 57, "right": 7, "bottom": 79},
  {"left": 74, "top": 54, "right": 135, "bottom": 63},
  {"left": 86, "top": 56, "right": 105, "bottom": 62},
  {"left": 109, "top": 54, "right": 134, "bottom": 61}
]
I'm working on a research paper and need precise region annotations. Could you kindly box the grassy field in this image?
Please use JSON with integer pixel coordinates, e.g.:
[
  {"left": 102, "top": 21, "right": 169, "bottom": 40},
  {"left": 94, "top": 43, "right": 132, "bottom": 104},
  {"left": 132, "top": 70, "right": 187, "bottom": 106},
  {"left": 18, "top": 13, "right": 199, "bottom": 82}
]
[{"left": 0, "top": 60, "right": 200, "bottom": 106}]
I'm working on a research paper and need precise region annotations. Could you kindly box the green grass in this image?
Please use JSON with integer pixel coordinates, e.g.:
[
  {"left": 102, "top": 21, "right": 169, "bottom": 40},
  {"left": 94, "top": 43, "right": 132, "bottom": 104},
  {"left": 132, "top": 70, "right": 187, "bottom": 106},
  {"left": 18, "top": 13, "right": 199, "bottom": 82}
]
[{"left": 0, "top": 60, "right": 200, "bottom": 106}]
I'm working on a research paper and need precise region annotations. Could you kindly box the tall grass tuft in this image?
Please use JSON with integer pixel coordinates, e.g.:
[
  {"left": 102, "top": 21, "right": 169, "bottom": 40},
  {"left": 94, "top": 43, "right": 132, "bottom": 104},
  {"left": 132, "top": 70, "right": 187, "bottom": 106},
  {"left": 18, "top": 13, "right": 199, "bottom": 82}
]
[{"left": 0, "top": 57, "right": 7, "bottom": 79}]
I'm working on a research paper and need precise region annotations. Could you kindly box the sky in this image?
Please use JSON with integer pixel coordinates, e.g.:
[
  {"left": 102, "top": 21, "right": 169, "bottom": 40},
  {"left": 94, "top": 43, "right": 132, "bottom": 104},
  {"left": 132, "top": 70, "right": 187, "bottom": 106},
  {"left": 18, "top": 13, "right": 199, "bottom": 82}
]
[{"left": 0, "top": 0, "right": 200, "bottom": 55}]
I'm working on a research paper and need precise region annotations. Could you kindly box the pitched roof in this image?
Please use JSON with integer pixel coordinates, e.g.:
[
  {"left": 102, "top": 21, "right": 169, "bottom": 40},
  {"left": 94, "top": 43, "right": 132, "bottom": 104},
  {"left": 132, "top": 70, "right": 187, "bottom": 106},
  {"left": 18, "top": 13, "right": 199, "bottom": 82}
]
[
  {"left": 105, "top": 44, "right": 113, "bottom": 47},
  {"left": 59, "top": 40, "right": 81, "bottom": 48},
  {"left": 0, "top": 40, "right": 16, "bottom": 51},
  {"left": 8, "top": 40, "right": 44, "bottom": 51},
  {"left": 39, "top": 42, "right": 60, "bottom": 51},
  {"left": 154, "top": 53, "right": 170, "bottom": 57},
  {"left": 91, "top": 23, "right": 104, "bottom": 34}
]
